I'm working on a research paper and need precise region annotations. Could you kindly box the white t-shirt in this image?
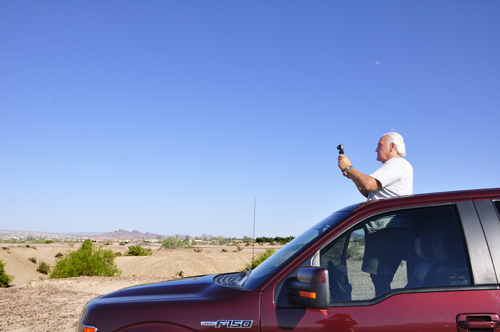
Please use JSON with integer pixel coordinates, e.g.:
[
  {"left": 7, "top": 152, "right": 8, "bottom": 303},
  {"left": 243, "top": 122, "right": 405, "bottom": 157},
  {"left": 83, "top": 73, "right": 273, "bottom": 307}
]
[{"left": 367, "top": 157, "right": 413, "bottom": 201}]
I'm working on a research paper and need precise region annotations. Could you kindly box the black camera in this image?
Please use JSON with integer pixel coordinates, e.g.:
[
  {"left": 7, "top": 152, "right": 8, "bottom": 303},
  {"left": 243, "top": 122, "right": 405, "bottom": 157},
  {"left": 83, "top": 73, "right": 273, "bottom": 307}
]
[{"left": 337, "top": 143, "right": 344, "bottom": 155}]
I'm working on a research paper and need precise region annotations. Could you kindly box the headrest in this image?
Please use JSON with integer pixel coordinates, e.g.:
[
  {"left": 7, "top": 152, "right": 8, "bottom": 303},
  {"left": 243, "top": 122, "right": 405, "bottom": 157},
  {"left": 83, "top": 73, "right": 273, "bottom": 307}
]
[
  {"left": 414, "top": 237, "right": 435, "bottom": 260},
  {"left": 432, "top": 233, "right": 463, "bottom": 265}
]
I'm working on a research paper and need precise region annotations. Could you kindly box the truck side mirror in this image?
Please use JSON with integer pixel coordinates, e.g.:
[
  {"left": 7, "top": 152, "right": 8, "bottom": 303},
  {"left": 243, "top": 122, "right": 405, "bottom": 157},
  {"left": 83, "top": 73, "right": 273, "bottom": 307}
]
[{"left": 286, "top": 267, "right": 330, "bottom": 310}]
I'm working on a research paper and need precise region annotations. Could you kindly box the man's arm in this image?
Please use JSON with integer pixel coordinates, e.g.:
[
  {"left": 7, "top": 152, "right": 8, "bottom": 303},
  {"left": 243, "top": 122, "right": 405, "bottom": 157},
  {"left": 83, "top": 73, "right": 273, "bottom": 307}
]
[
  {"left": 344, "top": 167, "right": 382, "bottom": 197},
  {"left": 338, "top": 155, "right": 382, "bottom": 197}
]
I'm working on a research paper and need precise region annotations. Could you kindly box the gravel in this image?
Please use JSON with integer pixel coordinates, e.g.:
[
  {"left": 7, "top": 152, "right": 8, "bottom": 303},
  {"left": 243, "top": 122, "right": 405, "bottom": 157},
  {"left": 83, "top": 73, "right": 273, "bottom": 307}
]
[{"left": 0, "top": 276, "right": 172, "bottom": 332}]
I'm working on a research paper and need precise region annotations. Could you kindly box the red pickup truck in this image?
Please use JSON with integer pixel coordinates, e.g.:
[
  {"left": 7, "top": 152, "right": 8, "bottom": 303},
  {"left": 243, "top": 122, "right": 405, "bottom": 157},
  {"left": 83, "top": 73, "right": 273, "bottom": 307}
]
[{"left": 77, "top": 188, "right": 500, "bottom": 332}]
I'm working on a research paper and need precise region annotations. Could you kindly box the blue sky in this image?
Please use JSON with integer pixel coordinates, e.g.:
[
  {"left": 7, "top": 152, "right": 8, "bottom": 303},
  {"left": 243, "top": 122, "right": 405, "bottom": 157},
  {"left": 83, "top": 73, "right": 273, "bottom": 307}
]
[{"left": 1, "top": 1, "right": 499, "bottom": 238}]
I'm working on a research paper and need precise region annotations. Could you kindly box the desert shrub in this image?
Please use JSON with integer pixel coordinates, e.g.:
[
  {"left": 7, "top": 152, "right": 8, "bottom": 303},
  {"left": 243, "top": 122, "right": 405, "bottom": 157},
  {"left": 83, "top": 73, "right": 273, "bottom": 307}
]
[
  {"left": 125, "top": 246, "right": 152, "bottom": 256},
  {"left": 37, "top": 261, "right": 50, "bottom": 274},
  {"left": 28, "top": 257, "right": 37, "bottom": 264},
  {"left": 346, "top": 240, "right": 364, "bottom": 261},
  {"left": 50, "top": 239, "right": 121, "bottom": 278},
  {"left": 55, "top": 252, "right": 63, "bottom": 259},
  {"left": 246, "top": 248, "right": 276, "bottom": 269},
  {"left": 221, "top": 249, "right": 227, "bottom": 253},
  {"left": 162, "top": 236, "right": 184, "bottom": 249},
  {"left": 115, "top": 252, "right": 122, "bottom": 257},
  {"left": 0, "top": 260, "right": 14, "bottom": 287},
  {"left": 44, "top": 240, "right": 54, "bottom": 244},
  {"left": 193, "top": 248, "right": 202, "bottom": 253},
  {"left": 273, "top": 236, "right": 295, "bottom": 245},
  {"left": 176, "top": 271, "right": 184, "bottom": 278}
]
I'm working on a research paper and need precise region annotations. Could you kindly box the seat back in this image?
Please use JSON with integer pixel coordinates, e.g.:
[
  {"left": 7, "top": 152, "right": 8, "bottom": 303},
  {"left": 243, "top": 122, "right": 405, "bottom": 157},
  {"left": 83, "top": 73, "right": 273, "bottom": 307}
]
[
  {"left": 432, "top": 233, "right": 470, "bottom": 286},
  {"left": 405, "top": 237, "right": 438, "bottom": 288}
]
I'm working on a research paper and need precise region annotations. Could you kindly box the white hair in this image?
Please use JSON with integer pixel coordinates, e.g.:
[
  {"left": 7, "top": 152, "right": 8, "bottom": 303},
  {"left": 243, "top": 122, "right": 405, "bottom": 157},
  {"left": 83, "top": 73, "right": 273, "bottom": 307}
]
[{"left": 384, "top": 132, "right": 406, "bottom": 157}]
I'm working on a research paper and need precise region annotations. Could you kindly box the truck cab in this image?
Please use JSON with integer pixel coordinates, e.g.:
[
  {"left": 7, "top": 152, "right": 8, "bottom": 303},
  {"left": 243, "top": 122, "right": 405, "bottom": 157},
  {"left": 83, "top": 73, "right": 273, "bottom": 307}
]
[{"left": 78, "top": 188, "right": 500, "bottom": 332}]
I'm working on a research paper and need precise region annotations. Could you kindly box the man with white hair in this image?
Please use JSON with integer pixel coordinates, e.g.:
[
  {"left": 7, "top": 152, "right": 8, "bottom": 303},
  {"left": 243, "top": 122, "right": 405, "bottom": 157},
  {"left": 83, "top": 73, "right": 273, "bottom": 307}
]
[
  {"left": 338, "top": 132, "right": 413, "bottom": 200},
  {"left": 338, "top": 132, "right": 414, "bottom": 296}
]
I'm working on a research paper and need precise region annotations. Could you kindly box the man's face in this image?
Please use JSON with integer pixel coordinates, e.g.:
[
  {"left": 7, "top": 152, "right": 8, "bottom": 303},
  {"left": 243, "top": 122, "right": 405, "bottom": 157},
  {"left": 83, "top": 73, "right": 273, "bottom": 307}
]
[{"left": 375, "top": 135, "right": 393, "bottom": 163}]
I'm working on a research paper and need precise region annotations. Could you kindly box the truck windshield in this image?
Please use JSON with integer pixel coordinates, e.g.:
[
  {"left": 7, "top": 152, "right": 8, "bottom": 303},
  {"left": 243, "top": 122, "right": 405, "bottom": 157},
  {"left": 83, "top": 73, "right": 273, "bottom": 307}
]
[{"left": 242, "top": 210, "right": 351, "bottom": 290}]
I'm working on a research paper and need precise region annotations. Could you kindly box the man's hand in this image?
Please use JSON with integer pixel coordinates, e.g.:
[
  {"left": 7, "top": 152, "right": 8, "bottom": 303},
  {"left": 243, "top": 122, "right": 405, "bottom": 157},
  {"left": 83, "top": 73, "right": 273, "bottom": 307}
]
[
  {"left": 338, "top": 155, "right": 352, "bottom": 177},
  {"left": 338, "top": 154, "right": 380, "bottom": 197}
]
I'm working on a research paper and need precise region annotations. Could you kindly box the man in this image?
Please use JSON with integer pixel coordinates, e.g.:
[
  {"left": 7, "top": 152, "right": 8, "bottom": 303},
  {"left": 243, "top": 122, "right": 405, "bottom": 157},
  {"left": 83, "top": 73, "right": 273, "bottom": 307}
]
[
  {"left": 338, "top": 132, "right": 413, "bottom": 200},
  {"left": 338, "top": 132, "right": 414, "bottom": 296}
]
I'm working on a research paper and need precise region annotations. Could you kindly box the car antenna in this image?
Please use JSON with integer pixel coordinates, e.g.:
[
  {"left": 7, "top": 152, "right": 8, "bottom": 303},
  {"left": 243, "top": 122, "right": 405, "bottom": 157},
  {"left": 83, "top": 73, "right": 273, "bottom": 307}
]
[{"left": 252, "top": 196, "right": 256, "bottom": 269}]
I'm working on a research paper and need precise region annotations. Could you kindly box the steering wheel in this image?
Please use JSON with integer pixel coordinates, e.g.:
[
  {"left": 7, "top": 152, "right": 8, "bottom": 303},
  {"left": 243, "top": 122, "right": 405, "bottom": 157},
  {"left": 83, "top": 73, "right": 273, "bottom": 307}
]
[{"left": 328, "top": 260, "right": 346, "bottom": 301}]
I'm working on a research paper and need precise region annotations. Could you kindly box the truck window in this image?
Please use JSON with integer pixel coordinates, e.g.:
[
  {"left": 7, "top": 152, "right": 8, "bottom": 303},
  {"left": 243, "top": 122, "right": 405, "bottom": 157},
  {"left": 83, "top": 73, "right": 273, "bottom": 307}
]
[
  {"left": 244, "top": 211, "right": 351, "bottom": 290},
  {"left": 320, "top": 205, "right": 471, "bottom": 302},
  {"left": 494, "top": 201, "right": 500, "bottom": 218}
]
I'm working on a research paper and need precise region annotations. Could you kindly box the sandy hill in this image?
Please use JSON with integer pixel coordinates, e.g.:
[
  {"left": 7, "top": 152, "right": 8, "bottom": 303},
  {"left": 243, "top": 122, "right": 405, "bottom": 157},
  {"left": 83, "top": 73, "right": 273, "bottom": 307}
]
[{"left": 0, "top": 242, "right": 279, "bottom": 287}]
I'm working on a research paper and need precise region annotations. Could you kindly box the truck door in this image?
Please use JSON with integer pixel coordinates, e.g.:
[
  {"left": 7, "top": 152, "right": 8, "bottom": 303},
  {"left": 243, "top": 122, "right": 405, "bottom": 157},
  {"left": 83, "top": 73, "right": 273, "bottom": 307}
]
[{"left": 261, "top": 202, "right": 500, "bottom": 332}]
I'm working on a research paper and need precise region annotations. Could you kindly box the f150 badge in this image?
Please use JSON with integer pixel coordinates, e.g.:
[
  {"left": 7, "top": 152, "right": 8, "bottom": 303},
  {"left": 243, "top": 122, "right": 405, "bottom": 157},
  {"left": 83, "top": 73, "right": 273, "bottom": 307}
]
[{"left": 201, "top": 320, "right": 253, "bottom": 328}]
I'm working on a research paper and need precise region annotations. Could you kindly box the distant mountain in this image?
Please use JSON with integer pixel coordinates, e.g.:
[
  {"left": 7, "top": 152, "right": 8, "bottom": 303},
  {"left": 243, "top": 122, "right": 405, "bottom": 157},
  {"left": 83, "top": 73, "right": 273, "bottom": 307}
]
[
  {"left": 199, "top": 234, "right": 215, "bottom": 239},
  {"left": 98, "top": 229, "right": 164, "bottom": 240}
]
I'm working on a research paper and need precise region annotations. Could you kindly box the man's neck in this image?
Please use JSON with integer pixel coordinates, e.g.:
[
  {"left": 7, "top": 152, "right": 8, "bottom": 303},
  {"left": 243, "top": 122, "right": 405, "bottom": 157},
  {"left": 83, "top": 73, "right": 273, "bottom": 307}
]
[{"left": 383, "top": 155, "right": 402, "bottom": 163}]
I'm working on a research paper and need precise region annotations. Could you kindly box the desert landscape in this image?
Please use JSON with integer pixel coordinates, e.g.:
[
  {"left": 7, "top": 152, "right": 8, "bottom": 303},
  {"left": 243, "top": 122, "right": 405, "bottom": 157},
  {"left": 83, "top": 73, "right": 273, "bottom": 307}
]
[{"left": 0, "top": 242, "right": 277, "bottom": 331}]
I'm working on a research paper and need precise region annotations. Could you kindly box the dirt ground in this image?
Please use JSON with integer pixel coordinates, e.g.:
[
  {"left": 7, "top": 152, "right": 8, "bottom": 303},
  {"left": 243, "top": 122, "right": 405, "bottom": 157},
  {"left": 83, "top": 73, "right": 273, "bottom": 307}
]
[{"left": 0, "top": 243, "right": 278, "bottom": 332}]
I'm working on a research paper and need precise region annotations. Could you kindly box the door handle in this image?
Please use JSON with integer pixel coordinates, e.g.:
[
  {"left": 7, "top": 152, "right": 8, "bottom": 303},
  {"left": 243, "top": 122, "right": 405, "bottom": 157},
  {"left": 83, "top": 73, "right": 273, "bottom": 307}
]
[{"left": 457, "top": 314, "right": 500, "bottom": 331}]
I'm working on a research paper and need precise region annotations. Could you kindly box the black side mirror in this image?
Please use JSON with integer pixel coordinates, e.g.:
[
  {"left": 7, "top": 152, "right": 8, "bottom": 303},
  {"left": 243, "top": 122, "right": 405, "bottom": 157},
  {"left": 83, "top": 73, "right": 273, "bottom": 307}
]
[{"left": 286, "top": 267, "right": 330, "bottom": 310}]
